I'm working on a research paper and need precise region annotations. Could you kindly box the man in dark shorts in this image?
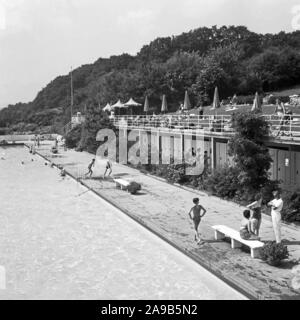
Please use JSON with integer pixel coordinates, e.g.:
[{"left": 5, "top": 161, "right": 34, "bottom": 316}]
[
  {"left": 85, "top": 159, "right": 95, "bottom": 177},
  {"left": 188, "top": 198, "right": 207, "bottom": 244}
]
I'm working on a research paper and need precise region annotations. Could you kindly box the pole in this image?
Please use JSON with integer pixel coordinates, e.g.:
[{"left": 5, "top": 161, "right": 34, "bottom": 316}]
[{"left": 70, "top": 66, "right": 74, "bottom": 122}]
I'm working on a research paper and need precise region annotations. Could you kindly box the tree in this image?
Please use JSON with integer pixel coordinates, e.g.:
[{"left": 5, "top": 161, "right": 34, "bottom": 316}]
[
  {"left": 78, "top": 99, "right": 113, "bottom": 154},
  {"left": 228, "top": 112, "right": 272, "bottom": 197}
]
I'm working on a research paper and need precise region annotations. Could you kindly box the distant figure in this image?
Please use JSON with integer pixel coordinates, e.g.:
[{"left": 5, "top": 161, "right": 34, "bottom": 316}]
[
  {"left": 267, "top": 190, "right": 283, "bottom": 243},
  {"left": 37, "top": 135, "right": 40, "bottom": 147},
  {"left": 247, "top": 194, "right": 263, "bottom": 236},
  {"left": 85, "top": 159, "right": 95, "bottom": 177},
  {"left": 188, "top": 198, "right": 207, "bottom": 244},
  {"left": 60, "top": 168, "right": 66, "bottom": 177},
  {"left": 191, "top": 147, "right": 196, "bottom": 157},
  {"left": 203, "top": 151, "right": 210, "bottom": 175},
  {"left": 103, "top": 159, "right": 112, "bottom": 178},
  {"left": 198, "top": 105, "right": 204, "bottom": 119}
]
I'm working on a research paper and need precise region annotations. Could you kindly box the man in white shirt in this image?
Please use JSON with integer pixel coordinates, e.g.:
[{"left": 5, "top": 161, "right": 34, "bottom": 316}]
[{"left": 268, "top": 190, "right": 284, "bottom": 243}]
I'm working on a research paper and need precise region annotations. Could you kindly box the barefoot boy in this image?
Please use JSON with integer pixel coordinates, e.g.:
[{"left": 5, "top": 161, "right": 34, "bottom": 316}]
[
  {"left": 85, "top": 159, "right": 95, "bottom": 177},
  {"left": 103, "top": 159, "right": 112, "bottom": 179},
  {"left": 188, "top": 198, "right": 207, "bottom": 244}
]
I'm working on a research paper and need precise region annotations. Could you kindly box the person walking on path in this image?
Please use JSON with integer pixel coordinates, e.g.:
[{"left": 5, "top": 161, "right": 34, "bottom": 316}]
[
  {"left": 103, "top": 159, "right": 112, "bottom": 179},
  {"left": 247, "top": 194, "right": 263, "bottom": 236},
  {"left": 85, "top": 159, "right": 95, "bottom": 177},
  {"left": 268, "top": 190, "right": 284, "bottom": 243},
  {"left": 188, "top": 198, "right": 207, "bottom": 244}
]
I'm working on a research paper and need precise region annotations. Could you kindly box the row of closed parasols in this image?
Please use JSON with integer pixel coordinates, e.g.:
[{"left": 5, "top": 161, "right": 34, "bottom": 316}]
[{"left": 103, "top": 88, "right": 263, "bottom": 114}]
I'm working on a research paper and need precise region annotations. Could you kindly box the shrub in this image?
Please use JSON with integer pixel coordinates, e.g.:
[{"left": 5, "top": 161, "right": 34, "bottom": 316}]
[
  {"left": 281, "top": 190, "right": 300, "bottom": 223},
  {"left": 203, "top": 165, "right": 240, "bottom": 199},
  {"left": 128, "top": 181, "right": 142, "bottom": 194},
  {"left": 260, "top": 241, "right": 289, "bottom": 266},
  {"left": 268, "top": 95, "right": 290, "bottom": 105},
  {"left": 235, "top": 95, "right": 260, "bottom": 105},
  {"left": 260, "top": 179, "right": 280, "bottom": 205},
  {"left": 65, "top": 125, "right": 82, "bottom": 149}
]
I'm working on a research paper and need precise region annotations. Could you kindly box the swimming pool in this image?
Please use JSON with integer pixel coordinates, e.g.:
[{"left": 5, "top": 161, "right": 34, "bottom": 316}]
[{"left": 0, "top": 146, "right": 246, "bottom": 299}]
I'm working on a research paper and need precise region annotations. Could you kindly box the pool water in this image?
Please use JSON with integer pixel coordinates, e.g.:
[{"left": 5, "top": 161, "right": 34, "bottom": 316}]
[{"left": 0, "top": 147, "right": 246, "bottom": 299}]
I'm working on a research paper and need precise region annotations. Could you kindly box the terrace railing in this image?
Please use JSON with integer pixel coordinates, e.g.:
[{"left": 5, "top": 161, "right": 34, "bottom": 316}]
[
  {"left": 110, "top": 114, "right": 300, "bottom": 139},
  {"left": 110, "top": 115, "right": 235, "bottom": 135},
  {"left": 262, "top": 114, "right": 300, "bottom": 138}
]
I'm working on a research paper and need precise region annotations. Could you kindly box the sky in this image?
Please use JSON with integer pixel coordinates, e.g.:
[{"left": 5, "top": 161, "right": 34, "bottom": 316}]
[{"left": 0, "top": 0, "right": 300, "bottom": 108}]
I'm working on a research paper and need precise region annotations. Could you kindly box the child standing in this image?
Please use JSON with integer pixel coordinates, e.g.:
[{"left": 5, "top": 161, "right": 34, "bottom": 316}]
[{"left": 188, "top": 198, "right": 207, "bottom": 244}]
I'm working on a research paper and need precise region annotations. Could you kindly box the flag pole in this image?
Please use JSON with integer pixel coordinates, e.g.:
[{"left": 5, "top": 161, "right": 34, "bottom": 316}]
[{"left": 70, "top": 66, "right": 74, "bottom": 121}]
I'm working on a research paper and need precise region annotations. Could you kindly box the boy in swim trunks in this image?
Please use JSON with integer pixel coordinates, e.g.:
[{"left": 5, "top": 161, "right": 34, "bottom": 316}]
[
  {"left": 188, "top": 198, "right": 207, "bottom": 244},
  {"left": 85, "top": 159, "right": 95, "bottom": 177},
  {"left": 103, "top": 159, "right": 112, "bottom": 179}
]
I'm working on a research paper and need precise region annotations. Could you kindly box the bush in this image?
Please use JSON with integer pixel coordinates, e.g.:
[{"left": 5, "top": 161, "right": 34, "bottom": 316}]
[
  {"left": 268, "top": 95, "right": 290, "bottom": 105},
  {"left": 281, "top": 190, "right": 300, "bottom": 223},
  {"left": 204, "top": 165, "right": 240, "bottom": 199},
  {"left": 260, "top": 180, "right": 280, "bottom": 205},
  {"left": 128, "top": 181, "right": 142, "bottom": 194},
  {"left": 65, "top": 126, "right": 82, "bottom": 149},
  {"left": 260, "top": 241, "right": 289, "bottom": 266},
  {"left": 235, "top": 95, "right": 260, "bottom": 105}
]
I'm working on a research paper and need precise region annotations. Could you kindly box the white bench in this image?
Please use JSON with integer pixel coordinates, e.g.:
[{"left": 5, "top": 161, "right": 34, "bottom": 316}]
[
  {"left": 114, "top": 178, "right": 130, "bottom": 191},
  {"left": 212, "top": 225, "right": 264, "bottom": 258}
]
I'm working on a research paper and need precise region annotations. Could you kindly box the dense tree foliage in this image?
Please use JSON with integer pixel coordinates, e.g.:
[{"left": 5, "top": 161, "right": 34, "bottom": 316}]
[
  {"left": 228, "top": 112, "right": 273, "bottom": 198},
  {"left": 2, "top": 26, "right": 300, "bottom": 132}
]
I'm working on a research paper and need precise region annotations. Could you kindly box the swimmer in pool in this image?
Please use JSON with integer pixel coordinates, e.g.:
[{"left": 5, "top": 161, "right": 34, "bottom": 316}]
[
  {"left": 188, "top": 198, "right": 207, "bottom": 244},
  {"left": 60, "top": 168, "right": 66, "bottom": 178}
]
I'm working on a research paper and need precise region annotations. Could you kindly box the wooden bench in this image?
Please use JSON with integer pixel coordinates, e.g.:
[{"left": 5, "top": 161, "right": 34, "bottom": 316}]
[
  {"left": 212, "top": 225, "right": 264, "bottom": 258},
  {"left": 114, "top": 178, "right": 130, "bottom": 191}
]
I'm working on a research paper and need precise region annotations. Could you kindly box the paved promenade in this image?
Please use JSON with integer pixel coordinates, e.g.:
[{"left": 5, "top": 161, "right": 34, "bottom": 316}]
[{"left": 35, "top": 142, "right": 300, "bottom": 299}]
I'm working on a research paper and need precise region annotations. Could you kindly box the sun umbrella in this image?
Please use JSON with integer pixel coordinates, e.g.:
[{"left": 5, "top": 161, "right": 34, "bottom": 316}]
[
  {"left": 231, "top": 94, "right": 238, "bottom": 105},
  {"left": 111, "top": 99, "right": 126, "bottom": 116},
  {"left": 144, "top": 96, "right": 150, "bottom": 114},
  {"left": 161, "top": 95, "right": 168, "bottom": 113},
  {"left": 183, "top": 90, "right": 192, "bottom": 110},
  {"left": 124, "top": 98, "right": 142, "bottom": 107},
  {"left": 211, "top": 87, "right": 220, "bottom": 110},
  {"left": 124, "top": 98, "right": 142, "bottom": 116},
  {"left": 111, "top": 100, "right": 125, "bottom": 108},
  {"left": 103, "top": 103, "right": 112, "bottom": 112},
  {"left": 251, "top": 92, "right": 262, "bottom": 112}
]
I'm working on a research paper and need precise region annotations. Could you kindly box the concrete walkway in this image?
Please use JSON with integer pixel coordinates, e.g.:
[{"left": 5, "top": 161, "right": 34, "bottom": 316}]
[{"left": 35, "top": 142, "right": 300, "bottom": 299}]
